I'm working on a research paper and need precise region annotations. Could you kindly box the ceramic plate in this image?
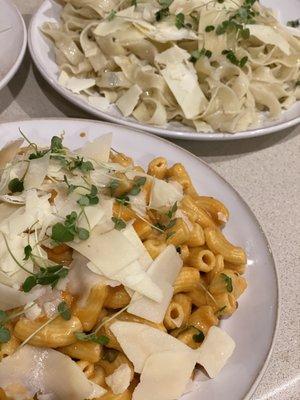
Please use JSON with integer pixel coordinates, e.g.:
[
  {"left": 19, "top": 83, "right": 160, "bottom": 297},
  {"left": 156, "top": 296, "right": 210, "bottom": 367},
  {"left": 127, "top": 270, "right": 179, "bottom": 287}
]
[
  {"left": 0, "top": 118, "right": 279, "bottom": 399},
  {"left": 0, "top": 0, "right": 27, "bottom": 91},
  {"left": 28, "top": 0, "right": 300, "bottom": 141}
]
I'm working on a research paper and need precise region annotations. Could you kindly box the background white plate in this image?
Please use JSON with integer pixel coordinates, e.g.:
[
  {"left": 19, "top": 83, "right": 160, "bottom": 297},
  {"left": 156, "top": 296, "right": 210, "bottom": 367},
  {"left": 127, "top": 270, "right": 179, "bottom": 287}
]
[
  {"left": 0, "top": 0, "right": 27, "bottom": 91},
  {"left": 28, "top": 0, "right": 300, "bottom": 141},
  {"left": 0, "top": 119, "right": 279, "bottom": 400}
]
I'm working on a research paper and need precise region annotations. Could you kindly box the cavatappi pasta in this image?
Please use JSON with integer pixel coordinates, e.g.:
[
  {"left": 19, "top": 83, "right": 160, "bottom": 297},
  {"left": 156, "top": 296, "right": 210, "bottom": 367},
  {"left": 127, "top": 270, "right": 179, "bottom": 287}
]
[
  {"left": 0, "top": 133, "right": 246, "bottom": 399},
  {"left": 41, "top": 0, "right": 300, "bottom": 133}
]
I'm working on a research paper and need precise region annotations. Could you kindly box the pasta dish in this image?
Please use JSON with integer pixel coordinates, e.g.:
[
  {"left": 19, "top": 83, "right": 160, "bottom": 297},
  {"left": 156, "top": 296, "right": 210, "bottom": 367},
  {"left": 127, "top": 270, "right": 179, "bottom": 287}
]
[
  {"left": 42, "top": 0, "right": 300, "bottom": 133},
  {"left": 0, "top": 132, "right": 247, "bottom": 399}
]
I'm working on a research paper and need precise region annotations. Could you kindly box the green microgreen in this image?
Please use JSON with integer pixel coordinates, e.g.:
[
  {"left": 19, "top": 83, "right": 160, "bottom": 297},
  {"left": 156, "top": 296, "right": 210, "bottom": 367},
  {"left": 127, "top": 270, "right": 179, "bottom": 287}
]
[
  {"left": 102, "top": 348, "right": 119, "bottom": 362},
  {"left": 23, "top": 245, "right": 33, "bottom": 261},
  {"left": 221, "top": 273, "right": 233, "bottom": 293},
  {"left": 193, "top": 329, "right": 205, "bottom": 343},
  {"left": 155, "top": 0, "right": 173, "bottom": 21},
  {"left": 175, "top": 13, "right": 185, "bottom": 29},
  {"left": 74, "top": 331, "right": 109, "bottom": 345},
  {"left": 166, "top": 202, "right": 178, "bottom": 219},
  {"left": 108, "top": 10, "right": 117, "bottom": 21},
  {"left": 189, "top": 48, "right": 212, "bottom": 63},
  {"left": 0, "top": 326, "right": 11, "bottom": 343},
  {"left": 107, "top": 179, "right": 120, "bottom": 196},
  {"left": 22, "top": 265, "right": 69, "bottom": 292},
  {"left": 57, "top": 301, "right": 71, "bottom": 321},
  {"left": 222, "top": 50, "right": 248, "bottom": 68},
  {"left": 205, "top": 25, "right": 215, "bottom": 32},
  {"left": 116, "top": 194, "right": 130, "bottom": 206},
  {"left": 287, "top": 19, "right": 299, "bottom": 28},
  {"left": 50, "top": 136, "right": 64, "bottom": 154},
  {"left": 67, "top": 156, "right": 94, "bottom": 174},
  {"left": 111, "top": 217, "right": 126, "bottom": 231},
  {"left": 8, "top": 178, "right": 24, "bottom": 193},
  {"left": 128, "top": 176, "right": 146, "bottom": 196},
  {"left": 215, "top": 0, "right": 257, "bottom": 39}
]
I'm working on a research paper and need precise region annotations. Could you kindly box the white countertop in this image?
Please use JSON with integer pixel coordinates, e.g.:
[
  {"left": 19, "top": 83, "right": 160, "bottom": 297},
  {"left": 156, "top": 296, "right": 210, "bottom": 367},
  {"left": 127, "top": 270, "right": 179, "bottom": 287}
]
[{"left": 1, "top": 1, "right": 299, "bottom": 399}]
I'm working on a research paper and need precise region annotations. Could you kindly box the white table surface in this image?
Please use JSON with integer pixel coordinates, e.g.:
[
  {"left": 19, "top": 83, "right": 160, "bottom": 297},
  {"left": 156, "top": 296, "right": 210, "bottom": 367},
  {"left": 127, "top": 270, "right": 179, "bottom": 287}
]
[{"left": 1, "top": 1, "right": 300, "bottom": 399}]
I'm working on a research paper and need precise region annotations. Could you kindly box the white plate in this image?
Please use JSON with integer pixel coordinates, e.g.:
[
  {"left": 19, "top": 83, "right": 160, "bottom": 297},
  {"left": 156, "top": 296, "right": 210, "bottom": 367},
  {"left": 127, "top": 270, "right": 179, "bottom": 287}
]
[
  {"left": 28, "top": 0, "right": 300, "bottom": 141},
  {"left": 0, "top": 0, "right": 27, "bottom": 91},
  {"left": 0, "top": 118, "right": 279, "bottom": 400}
]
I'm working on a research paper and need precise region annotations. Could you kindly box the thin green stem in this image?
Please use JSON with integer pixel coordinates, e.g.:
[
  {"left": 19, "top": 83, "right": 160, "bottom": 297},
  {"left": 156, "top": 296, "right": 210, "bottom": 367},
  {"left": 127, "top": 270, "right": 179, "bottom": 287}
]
[{"left": 2, "top": 233, "right": 34, "bottom": 275}]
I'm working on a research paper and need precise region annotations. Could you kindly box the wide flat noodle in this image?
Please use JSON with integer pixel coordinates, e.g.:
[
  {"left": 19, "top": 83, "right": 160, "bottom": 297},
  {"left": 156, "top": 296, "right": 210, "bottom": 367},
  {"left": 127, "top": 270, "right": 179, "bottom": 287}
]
[{"left": 42, "top": 0, "right": 300, "bottom": 133}]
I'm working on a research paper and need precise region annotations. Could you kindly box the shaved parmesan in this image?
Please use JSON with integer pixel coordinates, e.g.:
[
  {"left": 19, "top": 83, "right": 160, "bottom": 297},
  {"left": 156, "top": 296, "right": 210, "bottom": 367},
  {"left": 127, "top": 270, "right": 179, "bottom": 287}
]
[
  {"left": 0, "top": 138, "right": 23, "bottom": 169},
  {"left": 110, "top": 321, "right": 192, "bottom": 373},
  {"left": 23, "top": 152, "right": 50, "bottom": 190},
  {"left": 127, "top": 245, "right": 182, "bottom": 323},
  {"left": 76, "top": 133, "right": 112, "bottom": 163},
  {"left": 68, "top": 253, "right": 120, "bottom": 307},
  {"left": 105, "top": 364, "right": 132, "bottom": 395},
  {"left": 196, "top": 326, "right": 236, "bottom": 378},
  {"left": 0, "top": 190, "right": 54, "bottom": 238},
  {"left": 112, "top": 261, "right": 162, "bottom": 302},
  {"left": 116, "top": 84, "right": 143, "bottom": 117},
  {"left": 122, "top": 225, "right": 152, "bottom": 270},
  {"left": 25, "top": 303, "right": 42, "bottom": 320},
  {"left": 0, "top": 233, "right": 33, "bottom": 277},
  {"left": 147, "top": 22, "right": 197, "bottom": 42},
  {"left": 0, "top": 282, "right": 40, "bottom": 311},
  {"left": 0, "top": 194, "right": 25, "bottom": 205},
  {"left": 247, "top": 25, "right": 291, "bottom": 55},
  {"left": 0, "top": 345, "right": 106, "bottom": 399},
  {"left": 155, "top": 45, "right": 190, "bottom": 65},
  {"left": 88, "top": 95, "right": 110, "bottom": 110},
  {"left": 57, "top": 194, "right": 112, "bottom": 232},
  {"left": 149, "top": 178, "right": 183, "bottom": 209},
  {"left": 59, "top": 71, "right": 96, "bottom": 93},
  {"left": 133, "top": 351, "right": 197, "bottom": 400},
  {"left": 93, "top": 7, "right": 136, "bottom": 36},
  {"left": 69, "top": 227, "right": 140, "bottom": 276},
  {"left": 161, "top": 62, "right": 208, "bottom": 119}
]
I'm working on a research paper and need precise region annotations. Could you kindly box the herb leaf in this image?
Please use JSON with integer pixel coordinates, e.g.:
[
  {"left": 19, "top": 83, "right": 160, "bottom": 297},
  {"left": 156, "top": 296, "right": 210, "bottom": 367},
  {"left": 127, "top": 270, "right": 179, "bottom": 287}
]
[
  {"left": 112, "top": 217, "right": 126, "bottom": 231},
  {"left": 193, "top": 330, "right": 205, "bottom": 343},
  {"left": 287, "top": 19, "right": 299, "bottom": 28},
  {"left": 0, "top": 310, "right": 8, "bottom": 324},
  {"left": 50, "top": 136, "right": 64, "bottom": 153},
  {"left": 8, "top": 178, "right": 24, "bottom": 193},
  {"left": 57, "top": 301, "right": 71, "bottom": 320},
  {"left": 51, "top": 222, "right": 75, "bottom": 243},
  {"left": 0, "top": 326, "right": 11, "bottom": 343},
  {"left": 175, "top": 13, "right": 185, "bottom": 29},
  {"left": 23, "top": 275, "right": 37, "bottom": 293},
  {"left": 23, "top": 245, "right": 33, "bottom": 261},
  {"left": 75, "top": 332, "right": 109, "bottom": 345},
  {"left": 221, "top": 273, "right": 233, "bottom": 293},
  {"left": 189, "top": 48, "right": 212, "bottom": 63},
  {"left": 128, "top": 176, "right": 147, "bottom": 196},
  {"left": 108, "top": 10, "right": 117, "bottom": 21}
]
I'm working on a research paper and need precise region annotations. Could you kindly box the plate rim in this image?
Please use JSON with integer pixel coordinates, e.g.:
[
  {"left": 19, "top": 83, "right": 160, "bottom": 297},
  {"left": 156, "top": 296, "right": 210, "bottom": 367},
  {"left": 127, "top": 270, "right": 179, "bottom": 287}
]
[
  {"left": 28, "top": 0, "right": 300, "bottom": 141},
  {"left": 0, "top": 117, "right": 280, "bottom": 399},
  {"left": 0, "top": 0, "right": 27, "bottom": 91}
]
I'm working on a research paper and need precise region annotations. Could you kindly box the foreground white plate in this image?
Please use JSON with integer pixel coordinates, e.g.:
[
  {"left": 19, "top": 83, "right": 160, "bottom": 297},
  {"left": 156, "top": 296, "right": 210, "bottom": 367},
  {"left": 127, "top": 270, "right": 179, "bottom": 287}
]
[
  {"left": 0, "top": 118, "right": 279, "bottom": 399},
  {"left": 0, "top": 0, "right": 27, "bottom": 91},
  {"left": 28, "top": 0, "right": 300, "bottom": 141}
]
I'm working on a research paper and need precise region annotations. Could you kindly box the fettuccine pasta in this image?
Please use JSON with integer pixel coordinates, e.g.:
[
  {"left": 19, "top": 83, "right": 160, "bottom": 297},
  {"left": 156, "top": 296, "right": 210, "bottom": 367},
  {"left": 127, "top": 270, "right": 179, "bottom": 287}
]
[{"left": 41, "top": 0, "right": 300, "bottom": 133}]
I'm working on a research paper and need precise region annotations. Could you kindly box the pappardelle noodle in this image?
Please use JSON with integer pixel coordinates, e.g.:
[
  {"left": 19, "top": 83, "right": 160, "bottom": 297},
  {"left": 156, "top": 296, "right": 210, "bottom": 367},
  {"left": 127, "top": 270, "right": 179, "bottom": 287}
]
[
  {"left": 42, "top": 0, "right": 300, "bottom": 133},
  {"left": 0, "top": 132, "right": 247, "bottom": 399}
]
